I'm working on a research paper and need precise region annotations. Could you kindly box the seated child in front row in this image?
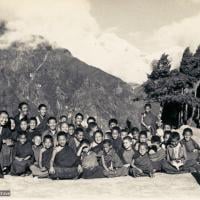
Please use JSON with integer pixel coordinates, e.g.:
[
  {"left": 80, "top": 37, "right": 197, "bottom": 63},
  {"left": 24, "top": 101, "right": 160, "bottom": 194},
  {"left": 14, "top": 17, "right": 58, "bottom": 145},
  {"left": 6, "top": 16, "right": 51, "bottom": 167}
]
[
  {"left": 11, "top": 132, "right": 34, "bottom": 176},
  {"left": 149, "top": 136, "right": 166, "bottom": 172},
  {"left": 162, "top": 132, "right": 200, "bottom": 174},
  {"left": 129, "top": 142, "right": 154, "bottom": 178},
  {"left": 30, "top": 135, "right": 54, "bottom": 178},
  {"left": 181, "top": 128, "right": 200, "bottom": 161},
  {"left": 49, "top": 132, "right": 82, "bottom": 180},
  {"left": 77, "top": 139, "right": 104, "bottom": 179},
  {"left": 101, "top": 139, "right": 128, "bottom": 178}
]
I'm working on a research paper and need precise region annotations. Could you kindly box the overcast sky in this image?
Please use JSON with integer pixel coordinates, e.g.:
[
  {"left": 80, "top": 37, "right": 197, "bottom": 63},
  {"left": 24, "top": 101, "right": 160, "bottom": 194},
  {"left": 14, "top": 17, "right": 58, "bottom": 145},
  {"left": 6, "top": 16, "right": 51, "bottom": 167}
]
[{"left": 0, "top": 0, "right": 200, "bottom": 83}]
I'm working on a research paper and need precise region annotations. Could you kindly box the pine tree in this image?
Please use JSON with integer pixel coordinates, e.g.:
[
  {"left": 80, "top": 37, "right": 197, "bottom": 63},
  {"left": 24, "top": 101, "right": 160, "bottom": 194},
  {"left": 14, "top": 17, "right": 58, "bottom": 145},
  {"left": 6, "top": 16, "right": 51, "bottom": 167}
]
[
  {"left": 180, "top": 47, "right": 193, "bottom": 74},
  {"left": 148, "top": 53, "right": 171, "bottom": 80}
]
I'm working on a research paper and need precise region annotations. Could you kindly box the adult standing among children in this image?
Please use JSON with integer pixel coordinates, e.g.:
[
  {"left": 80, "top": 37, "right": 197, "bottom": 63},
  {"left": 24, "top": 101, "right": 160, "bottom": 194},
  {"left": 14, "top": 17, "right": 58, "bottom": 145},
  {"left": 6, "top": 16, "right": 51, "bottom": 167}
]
[{"left": 141, "top": 103, "right": 158, "bottom": 137}]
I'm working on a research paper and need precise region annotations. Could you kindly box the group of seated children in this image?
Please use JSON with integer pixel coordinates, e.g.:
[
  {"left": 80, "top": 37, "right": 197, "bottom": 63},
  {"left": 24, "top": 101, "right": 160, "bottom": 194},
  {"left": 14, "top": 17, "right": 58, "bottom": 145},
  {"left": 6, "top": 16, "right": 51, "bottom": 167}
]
[{"left": 0, "top": 102, "right": 200, "bottom": 180}]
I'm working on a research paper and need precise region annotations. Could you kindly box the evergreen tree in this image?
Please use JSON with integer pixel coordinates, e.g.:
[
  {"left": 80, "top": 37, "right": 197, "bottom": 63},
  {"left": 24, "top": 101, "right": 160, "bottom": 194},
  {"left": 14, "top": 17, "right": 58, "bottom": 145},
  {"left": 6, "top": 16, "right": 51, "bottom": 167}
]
[
  {"left": 180, "top": 47, "right": 193, "bottom": 74},
  {"left": 148, "top": 53, "right": 171, "bottom": 80}
]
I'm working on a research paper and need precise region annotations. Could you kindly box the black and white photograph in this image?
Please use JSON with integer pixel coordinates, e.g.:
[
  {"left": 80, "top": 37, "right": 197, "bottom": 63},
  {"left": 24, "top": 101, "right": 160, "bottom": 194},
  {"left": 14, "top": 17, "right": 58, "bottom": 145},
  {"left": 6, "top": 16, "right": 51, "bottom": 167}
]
[{"left": 0, "top": 0, "right": 200, "bottom": 199}]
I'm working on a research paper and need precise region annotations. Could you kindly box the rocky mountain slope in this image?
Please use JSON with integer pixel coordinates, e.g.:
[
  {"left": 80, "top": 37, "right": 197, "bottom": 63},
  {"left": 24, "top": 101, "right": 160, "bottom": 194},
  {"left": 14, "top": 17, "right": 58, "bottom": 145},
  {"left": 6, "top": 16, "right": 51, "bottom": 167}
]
[{"left": 0, "top": 37, "right": 141, "bottom": 129}]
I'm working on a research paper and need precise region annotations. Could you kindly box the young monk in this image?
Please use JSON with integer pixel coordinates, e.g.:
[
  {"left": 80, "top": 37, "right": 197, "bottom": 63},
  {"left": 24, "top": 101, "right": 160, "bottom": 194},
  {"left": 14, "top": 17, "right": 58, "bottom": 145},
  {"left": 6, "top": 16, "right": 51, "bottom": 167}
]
[
  {"left": 91, "top": 130, "right": 104, "bottom": 154},
  {"left": 18, "top": 119, "right": 29, "bottom": 135},
  {"left": 134, "top": 131, "right": 149, "bottom": 151},
  {"left": 36, "top": 104, "right": 48, "bottom": 132},
  {"left": 59, "top": 122, "right": 70, "bottom": 141},
  {"left": 68, "top": 124, "right": 75, "bottom": 137},
  {"left": 31, "top": 135, "right": 42, "bottom": 166},
  {"left": 141, "top": 103, "right": 158, "bottom": 136},
  {"left": 42, "top": 117, "right": 57, "bottom": 147},
  {"left": 181, "top": 128, "right": 200, "bottom": 161},
  {"left": 84, "top": 122, "right": 98, "bottom": 142},
  {"left": 111, "top": 126, "right": 123, "bottom": 155},
  {"left": 161, "top": 130, "right": 171, "bottom": 150},
  {"left": 120, "top": 129, "right": 128, "bottom": 140},
  {"left": 101, "top": 139, "right": 128, "bottom": 178},
  {"left": 11, "top": 132, "right": 34, "bottom": 176},
  {"left": 68, "top": 128, "right": 84, "bottom": 153},
  {"left": 74, "top": 113, "right": 84, "bottom": 129},
  {"left": 77, "top": 139, "right": 104, "bottom": 179},
  {"left": 9, "top": 117, "right": 18, "bottom": 142},
  {"left": 105, "top": 118, "right": 118, "bottom": 139},
  {"left": 129, "top": 127, "right": 140, "bottom": 146},
  {"left": 49, "top": 132, "right": 82, "bottom": 179},
  {"left": 129, "top": 142, "right": 154, "bottom": 178},
  {"left": 0, "top": 111, "right": 13, "bottom": 175},
  {"left": 30, "top": 135, "right": 53, "bottom": 178},
  {"left": 149, "top": 136, "right": 166, "bottom": 172},
  {"left": 121, "top": 136, "right": 135, "bottom": 166},
  {"left": 162, "top": 132, "right": 200, "bottom": 174},
  {"left": 27, "top": 117, "right": 39, "bottom": 142},
  {"left": 14, "top": 102, "right": 29, "bottom": 131}
]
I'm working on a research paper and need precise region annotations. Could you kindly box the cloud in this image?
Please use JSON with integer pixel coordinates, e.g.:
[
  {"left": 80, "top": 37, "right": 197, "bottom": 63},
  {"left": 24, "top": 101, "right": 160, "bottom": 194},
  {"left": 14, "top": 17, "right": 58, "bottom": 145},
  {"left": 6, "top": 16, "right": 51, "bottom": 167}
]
[
  {"left": 0, "top": 0, "right": 149, "bottom": 84},
  {"left": 144, "top": 12, "right": 200, "bottom": 68}
]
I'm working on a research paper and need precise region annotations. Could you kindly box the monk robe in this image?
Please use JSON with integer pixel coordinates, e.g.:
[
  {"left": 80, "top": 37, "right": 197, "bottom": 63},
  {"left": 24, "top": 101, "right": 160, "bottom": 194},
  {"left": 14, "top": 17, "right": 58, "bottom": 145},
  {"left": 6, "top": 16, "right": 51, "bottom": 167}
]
[
  {"left": 0, "top": 127, "right": 13, "bottom": 170},
  {"left": 41, "top": 148, "right": 52, "bottom": 169},
  {"left": 11, "top": 141, "right": 34, "bottom": 175},
  {"left": 181, "top": 138, "right": 200, "bottom": 161},
  {"left": 50, "top": 145, "right": 79, "bottom": 179},
  {"left": 101, "top": 149, "right": 128, "bottom": 178},
  {"left": 141, "top": 111, "right": 158, "bottom": 136},
  {"left": 129, "top": 152, "right": 154, "bottom": 177},
  {"left": 30, "top": 147, "right": 53, "bottom": 178}
]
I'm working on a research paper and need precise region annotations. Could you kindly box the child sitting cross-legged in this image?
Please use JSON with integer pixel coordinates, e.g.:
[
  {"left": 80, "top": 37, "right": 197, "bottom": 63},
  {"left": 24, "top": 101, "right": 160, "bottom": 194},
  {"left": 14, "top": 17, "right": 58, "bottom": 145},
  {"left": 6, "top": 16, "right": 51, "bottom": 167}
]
[
  {"left": 101, "top": 139, "right": 128, "bottom": 178},
  {"left": 49, "top": 132, "right": 82, "bottom": 180},
  {"left": 30, "top": 135, "right": 54, "bottom": 178},
  {"left": 162, "top": 132, "right": 200, "bottom": 174},
  {"left": 149, "top": 135, "right": 166, "bottom": 172},
  {"left": 11, "top": 132, "right": 34, "bottom": 176},
  {"left": 181, "top": 128, "right": 200, "bottom": 161},
  {"left": 77, "top": 139, "right": 104, "bottom": 179},
  {"left": 129, "top": 142, "right": 154, "bottom": 178}
]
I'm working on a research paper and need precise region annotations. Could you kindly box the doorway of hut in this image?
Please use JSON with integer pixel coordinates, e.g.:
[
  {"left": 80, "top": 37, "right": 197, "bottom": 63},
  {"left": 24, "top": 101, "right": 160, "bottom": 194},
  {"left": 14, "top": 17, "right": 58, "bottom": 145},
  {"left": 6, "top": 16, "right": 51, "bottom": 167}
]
[
  {"left": 196, "top": 83, "right": 200, "bottom": 98},
  {"left": 161, "top": 102, "right": 182, "bottom": 128}
]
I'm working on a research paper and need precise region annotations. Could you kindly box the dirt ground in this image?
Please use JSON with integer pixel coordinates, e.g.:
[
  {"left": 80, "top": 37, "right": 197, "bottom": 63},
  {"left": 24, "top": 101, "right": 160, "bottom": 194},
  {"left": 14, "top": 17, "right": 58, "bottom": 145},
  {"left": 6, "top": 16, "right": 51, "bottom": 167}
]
[
  {"left": 0, "top": 125, "right": 199, "bottom": 200},
  {"left": 0, "top": 173, "right": 200, "bottom": 200}
]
